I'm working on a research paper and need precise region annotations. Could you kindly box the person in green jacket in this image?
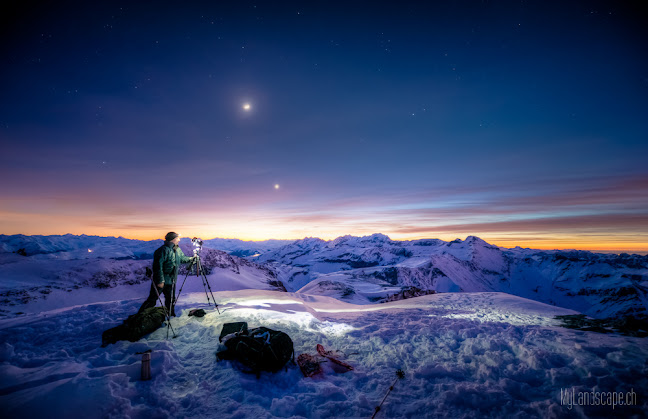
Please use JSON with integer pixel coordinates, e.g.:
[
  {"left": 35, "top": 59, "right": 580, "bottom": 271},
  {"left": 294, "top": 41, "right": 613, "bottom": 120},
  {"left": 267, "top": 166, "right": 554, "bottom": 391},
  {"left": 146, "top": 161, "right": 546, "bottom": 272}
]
[{"left": 138, "top": 232, "right": 195, "bottom": 316}]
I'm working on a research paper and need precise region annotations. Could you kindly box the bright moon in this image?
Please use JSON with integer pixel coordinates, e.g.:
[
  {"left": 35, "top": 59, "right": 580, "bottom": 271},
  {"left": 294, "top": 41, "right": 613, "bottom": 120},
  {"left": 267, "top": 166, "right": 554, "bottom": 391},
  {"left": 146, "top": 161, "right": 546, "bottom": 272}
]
[
  {"left": 274, "top": 184, "right": 280, "bottom": 190},
  {"left": 243, "top": 103, "right": 251, "bottom": 111}
]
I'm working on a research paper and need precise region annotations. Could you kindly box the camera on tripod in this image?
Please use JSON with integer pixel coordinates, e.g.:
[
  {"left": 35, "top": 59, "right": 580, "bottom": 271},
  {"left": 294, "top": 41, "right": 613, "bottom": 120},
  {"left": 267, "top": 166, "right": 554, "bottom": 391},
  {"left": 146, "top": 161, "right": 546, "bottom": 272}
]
[
  {"left": 192, "top": 237, "right": 203, "bottom": 256},
  {"left": 175, "top": 237, "right": 220, "bottom": 315}
]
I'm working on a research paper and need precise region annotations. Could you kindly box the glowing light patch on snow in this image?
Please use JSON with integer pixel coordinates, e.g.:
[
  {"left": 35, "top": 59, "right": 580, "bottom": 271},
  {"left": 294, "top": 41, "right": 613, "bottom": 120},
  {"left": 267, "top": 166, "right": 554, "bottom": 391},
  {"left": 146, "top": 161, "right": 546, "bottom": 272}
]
[
  {"left": 224, "top": 307, "right": 355, "bottom": 336},
  {"left": 312, "top": 304, "right": 424, "bottom": 313},
  {"left": 233, "top": 298, "right": 305, "bottom": 307},
  {"left": 88, "top": 249, "right": 93, "bottom": 253},
  {"left": 317, "top": 320, "right": 356, "bottom": 337},
  {"left": 225, "top": 308, "right": 315, "bottom": 326}
]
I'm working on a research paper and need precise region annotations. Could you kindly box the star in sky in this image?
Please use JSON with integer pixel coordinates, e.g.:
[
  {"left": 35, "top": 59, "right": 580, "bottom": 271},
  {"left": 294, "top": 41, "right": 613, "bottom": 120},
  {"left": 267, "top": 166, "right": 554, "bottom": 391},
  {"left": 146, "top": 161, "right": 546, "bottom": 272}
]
[{"left": 0, "top": 1, "right": 646, "bottom": 252}]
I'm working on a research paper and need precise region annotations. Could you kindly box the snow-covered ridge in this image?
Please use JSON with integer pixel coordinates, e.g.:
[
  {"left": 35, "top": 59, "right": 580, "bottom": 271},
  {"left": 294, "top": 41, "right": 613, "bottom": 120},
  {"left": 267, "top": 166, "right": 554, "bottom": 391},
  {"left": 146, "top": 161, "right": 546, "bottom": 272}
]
[
  {"left": 0, "top": 234, "right": 157, "bottom": 260},
  {"left": 256, "top": 234, "right": 648, "bottom": 319},
  {"left": 0, "top": 243, "right": 285, "bottom": 315},
  {"left": 0, "top": 234, "right": 292, "bottom": 259},
  {"left": 2, "top": 233, "right": 647, "bottom": 320}
]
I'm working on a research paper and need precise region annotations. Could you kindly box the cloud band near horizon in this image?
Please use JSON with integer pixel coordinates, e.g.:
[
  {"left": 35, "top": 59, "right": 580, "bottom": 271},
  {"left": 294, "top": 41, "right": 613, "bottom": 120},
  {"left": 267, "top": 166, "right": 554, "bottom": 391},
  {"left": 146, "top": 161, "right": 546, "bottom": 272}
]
[{"left": 1, "top": 169, "right": 646, "bottom": 253}]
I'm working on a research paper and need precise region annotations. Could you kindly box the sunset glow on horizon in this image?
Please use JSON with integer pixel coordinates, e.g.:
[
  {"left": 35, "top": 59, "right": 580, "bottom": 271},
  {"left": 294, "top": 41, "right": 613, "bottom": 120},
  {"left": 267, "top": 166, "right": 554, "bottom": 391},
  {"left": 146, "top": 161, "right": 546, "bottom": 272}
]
[
  {"left": 2, "top": 180, "right": 647, "bottom": 254},
  {"left": 2, "top": 226, "right": 647, "bottom": 255},
  {"left": 1, "top": 2, "right": 647, "bottom": 255}
]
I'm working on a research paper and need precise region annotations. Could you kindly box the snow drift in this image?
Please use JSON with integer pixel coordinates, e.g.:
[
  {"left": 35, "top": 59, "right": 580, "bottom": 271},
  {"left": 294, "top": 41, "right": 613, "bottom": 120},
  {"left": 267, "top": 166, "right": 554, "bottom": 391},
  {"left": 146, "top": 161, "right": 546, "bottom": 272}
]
[{"left": 2, "top": 289, "right": 646, "bottom": 418}]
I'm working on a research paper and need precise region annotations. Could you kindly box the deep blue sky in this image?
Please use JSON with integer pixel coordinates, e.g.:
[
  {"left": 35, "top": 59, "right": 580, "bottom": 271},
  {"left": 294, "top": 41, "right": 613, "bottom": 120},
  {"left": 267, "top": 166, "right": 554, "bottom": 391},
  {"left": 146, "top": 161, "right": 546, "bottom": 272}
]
[{"left": 1, "top": 0, "right": 647, "bottom": 252}]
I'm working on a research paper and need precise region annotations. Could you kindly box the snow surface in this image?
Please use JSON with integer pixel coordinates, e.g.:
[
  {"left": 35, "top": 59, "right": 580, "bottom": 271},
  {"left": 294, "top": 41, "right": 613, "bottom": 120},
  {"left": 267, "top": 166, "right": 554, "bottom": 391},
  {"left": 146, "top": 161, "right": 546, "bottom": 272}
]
[
  {"left": 2, "top": 287, "right": 647, "bottom": 418},
  {"left": 1, "top": 234, "right": 647, "bottom": 418}
]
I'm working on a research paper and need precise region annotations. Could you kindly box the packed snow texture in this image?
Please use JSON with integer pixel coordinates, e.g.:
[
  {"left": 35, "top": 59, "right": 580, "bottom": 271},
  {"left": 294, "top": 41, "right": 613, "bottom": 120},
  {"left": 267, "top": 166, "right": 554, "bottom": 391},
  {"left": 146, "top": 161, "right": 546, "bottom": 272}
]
[{"left": 2, "top": 289, "right": 647, "bottom": 418}]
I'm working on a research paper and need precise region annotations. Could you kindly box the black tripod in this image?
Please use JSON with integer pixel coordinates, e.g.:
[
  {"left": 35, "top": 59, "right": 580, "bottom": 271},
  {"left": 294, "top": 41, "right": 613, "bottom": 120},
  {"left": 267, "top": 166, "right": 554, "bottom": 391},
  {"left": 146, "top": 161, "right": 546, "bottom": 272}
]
[
  {"left": 175, "top": 254, "right": 220, "bottom": 315},
  {"left": 152, "top": 282, "right": 177, "bottom": 339}
]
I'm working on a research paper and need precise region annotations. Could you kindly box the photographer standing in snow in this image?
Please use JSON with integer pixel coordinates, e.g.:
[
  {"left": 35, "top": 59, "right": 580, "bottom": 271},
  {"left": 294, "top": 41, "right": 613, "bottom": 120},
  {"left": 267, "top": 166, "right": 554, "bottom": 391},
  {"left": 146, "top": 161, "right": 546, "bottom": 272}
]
[{"left": 138, "top": 232, "right": 195, "bottom": 316}]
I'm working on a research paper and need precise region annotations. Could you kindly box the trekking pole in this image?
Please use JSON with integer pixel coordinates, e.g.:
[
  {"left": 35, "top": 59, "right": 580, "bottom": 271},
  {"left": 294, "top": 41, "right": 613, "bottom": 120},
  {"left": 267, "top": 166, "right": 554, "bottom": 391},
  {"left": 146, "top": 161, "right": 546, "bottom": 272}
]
[
  {"left": 172, "top": 276, "right": 177, "bottom": 316},
  {"left": 152, "top": 282, "right": 177, "bottom": 339},
  {"left": 371, "top": 369, "right": 405, "bottom": 419}
]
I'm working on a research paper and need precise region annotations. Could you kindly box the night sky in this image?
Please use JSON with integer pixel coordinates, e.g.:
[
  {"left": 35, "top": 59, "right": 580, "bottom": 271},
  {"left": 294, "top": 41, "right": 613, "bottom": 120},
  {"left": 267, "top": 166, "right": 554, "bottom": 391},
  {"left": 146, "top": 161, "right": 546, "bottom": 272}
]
[{"left": 1, "top": 1, "right": 647, "bottom": 252}]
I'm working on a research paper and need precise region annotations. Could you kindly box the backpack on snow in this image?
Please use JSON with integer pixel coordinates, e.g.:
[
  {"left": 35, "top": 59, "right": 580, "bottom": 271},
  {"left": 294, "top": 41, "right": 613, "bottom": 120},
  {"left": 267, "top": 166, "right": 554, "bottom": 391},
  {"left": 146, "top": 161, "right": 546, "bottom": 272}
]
[
  {"left": 101, "top": 307, "right": 167, "bottom": 347},
  {"left": 217, "top": 323, "right": 294, "bottom": 375}
]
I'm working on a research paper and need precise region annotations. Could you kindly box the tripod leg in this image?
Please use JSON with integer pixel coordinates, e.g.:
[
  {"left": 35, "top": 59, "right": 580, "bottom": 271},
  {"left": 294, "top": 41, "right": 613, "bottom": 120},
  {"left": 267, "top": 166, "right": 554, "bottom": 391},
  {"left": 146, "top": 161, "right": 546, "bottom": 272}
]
[
  {"left": 201, "top": 278, "right": 210, "bottom": 305},
  {"left": 196, "top": 259, "right": 216, "bottom": 305},
  {"left": 200, "top": 270, "right": 221, "bottom": 314},
  {"left": 153, "top": 283, "right": 177, "bottom": 339},
  {"left": 173, "top": 258, "right": 197, "bottom": 315}
]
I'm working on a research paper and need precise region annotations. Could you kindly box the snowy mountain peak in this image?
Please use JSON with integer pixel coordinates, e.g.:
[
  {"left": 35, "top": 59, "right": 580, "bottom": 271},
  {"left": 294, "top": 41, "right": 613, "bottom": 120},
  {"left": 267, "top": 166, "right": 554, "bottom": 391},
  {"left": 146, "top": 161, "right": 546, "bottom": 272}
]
[
  {"left": 330, "top": 233, "right": 391, "bottom": 247},
  {"left": 363, "top": 232, "right": 392, "bottom": 243},
  {"left": 440, "top": 235, "right": 501, "bottom": 263},
  {"left": 296, "top": 237, "right": 327, "bottom": 248},
  {"left": 465, "top": 235, "right": 491, "bottom": 246}
]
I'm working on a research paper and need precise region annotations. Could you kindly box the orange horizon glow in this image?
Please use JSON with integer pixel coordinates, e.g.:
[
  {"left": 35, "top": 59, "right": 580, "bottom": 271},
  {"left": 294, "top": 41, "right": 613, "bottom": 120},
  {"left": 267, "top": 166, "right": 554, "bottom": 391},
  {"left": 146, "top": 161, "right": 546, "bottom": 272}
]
[
  {"left": 2, "top": 222, "right": 647, "bottom": 255},
  {"left": 2, "top": 172, "right": 647, "bottom": 255}
]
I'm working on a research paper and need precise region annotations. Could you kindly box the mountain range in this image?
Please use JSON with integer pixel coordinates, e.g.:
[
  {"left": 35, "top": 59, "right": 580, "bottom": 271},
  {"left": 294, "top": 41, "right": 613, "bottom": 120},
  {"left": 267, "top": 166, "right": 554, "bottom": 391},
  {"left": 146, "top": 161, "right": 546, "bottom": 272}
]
[
  {"left": 255, "top": 234, "right": 648, "bottom": 319},
  {"left": 1, "top": 233, "right": 646, "bottom": 320}
]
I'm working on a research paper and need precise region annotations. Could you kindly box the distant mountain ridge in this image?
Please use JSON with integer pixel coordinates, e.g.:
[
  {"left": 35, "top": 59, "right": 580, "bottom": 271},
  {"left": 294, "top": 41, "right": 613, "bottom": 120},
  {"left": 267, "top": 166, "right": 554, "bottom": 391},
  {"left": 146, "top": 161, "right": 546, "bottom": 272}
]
[
  {"left": 0, "top": 243, "right": 284, "bottom": 313},
  {"left": 255, "top": 234, "right": 648, "bottom": 319},
  {"left": 0, "top": 234, "right": 292, "bottom": 259},
  {"left": 1, "top": 233, "right": 646, "bottom": 320}
]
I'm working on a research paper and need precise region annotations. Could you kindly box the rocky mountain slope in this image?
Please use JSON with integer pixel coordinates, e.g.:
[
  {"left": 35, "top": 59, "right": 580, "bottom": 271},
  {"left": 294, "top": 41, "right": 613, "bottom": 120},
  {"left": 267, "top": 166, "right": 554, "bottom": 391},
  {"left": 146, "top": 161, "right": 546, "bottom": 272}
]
[{"left": 255, "top": 234, "right": 648, "bottom": 319}]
